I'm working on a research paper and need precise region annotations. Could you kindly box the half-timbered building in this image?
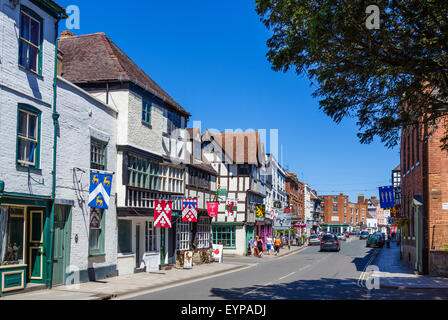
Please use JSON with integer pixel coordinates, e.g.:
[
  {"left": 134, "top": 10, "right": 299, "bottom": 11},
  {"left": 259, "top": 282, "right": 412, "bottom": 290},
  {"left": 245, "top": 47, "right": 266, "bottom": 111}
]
[{"left": 201, "top": 131, "right": 266, "bottom": 256}]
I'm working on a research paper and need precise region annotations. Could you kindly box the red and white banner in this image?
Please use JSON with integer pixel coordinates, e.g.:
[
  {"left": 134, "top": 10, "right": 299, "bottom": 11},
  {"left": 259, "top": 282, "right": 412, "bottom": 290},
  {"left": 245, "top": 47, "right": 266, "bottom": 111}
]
[
  {"left": 207, "top": 202, "right": 219, "bottom": 217},
  {"left": 154, "top": 200, "right": 172, "bottom": 228},
  {"left": 182, "top": 198, "right": 198, "bottom": 222}
]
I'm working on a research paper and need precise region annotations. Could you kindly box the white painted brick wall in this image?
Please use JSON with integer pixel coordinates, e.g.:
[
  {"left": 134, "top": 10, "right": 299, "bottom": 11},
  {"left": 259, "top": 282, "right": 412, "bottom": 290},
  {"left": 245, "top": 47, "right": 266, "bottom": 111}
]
[
  {"left": 0, "top": 0, "right": 57, "bottom": 197},
  {"left": 56, "top": 78, "right": 118, "bottom": 273}
]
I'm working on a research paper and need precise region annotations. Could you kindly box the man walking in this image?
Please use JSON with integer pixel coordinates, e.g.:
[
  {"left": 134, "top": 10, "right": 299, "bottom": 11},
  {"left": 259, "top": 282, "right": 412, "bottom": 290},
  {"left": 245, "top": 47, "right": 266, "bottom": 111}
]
[
  {"left": 249, "top": 237, "right": 255, "bottom": 256},
  {"left": 274, "top": 236, "right": 282, "bottom": 256}
]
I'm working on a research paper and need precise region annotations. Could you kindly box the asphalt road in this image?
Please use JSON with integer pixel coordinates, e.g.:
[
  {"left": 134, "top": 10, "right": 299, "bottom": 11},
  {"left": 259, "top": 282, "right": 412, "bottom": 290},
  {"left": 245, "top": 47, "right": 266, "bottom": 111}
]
[{"left": 121, "top": 239, "right": 448, "bottom": 300}]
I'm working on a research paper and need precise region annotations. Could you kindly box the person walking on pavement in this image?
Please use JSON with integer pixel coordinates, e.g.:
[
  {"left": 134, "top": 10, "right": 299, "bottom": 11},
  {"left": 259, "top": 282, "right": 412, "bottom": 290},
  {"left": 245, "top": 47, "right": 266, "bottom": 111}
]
[
  {"left": 274, "top": 236, "right": 282, "bottom": 256},
  {"left": 295, "top": 233, "right": 299, "bottom": 246},
  {"left": 256, "top": 236, "right": 264, "bottom": 258},
  {"left": 249, "top": 237, "right": 255, "bottom": 256},
  {"left": 254, "top": 236, "right": 260, "bottom": 257},
  {"left": 266, "top": 235, "right": 273, "bottom": 255}
]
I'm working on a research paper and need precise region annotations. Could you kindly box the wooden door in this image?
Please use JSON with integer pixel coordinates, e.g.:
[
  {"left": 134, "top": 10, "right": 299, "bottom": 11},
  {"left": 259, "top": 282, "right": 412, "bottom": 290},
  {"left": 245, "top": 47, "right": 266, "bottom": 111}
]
[{"left": 27, "top": 208, "right": 45, "bottom": 283}]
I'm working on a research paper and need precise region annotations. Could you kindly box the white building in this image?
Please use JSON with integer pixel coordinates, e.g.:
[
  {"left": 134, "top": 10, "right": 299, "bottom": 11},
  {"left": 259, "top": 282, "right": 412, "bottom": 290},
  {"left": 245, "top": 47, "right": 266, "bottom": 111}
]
[
  {"left": 0, "top": 0, "right": 67, "bottom": 296},
  {"left": 304, "top": 184, "right": 313, "bottom": 237},
  {"left": 58, "top": 32, "right": 191, "bottom": 275},
  {"left": 264, "top": 154, "right": 288, "bottom": 225}
]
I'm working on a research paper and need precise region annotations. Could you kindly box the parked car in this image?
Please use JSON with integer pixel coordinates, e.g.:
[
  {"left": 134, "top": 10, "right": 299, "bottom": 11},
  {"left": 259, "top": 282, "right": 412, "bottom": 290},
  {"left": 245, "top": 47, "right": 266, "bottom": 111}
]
[
  {"left": 366, "top": 234, "right": 384, "bottom": 248},
  {"left": 344, "top": 232, "right": 350, "bottom": 238},
  {"left": 336, "top": 233, "right": 346, "bottom": 241},
  {"left": 320, "top": 234, "right": 340, "bottom": 252},
  {"left": 309, "top": 235, "right": 321, "bottom": 246},
  {"left": 359, "top": 231, "right": 370, "bottom": 239},
  {"left": 374, "top": 232, "right": 386, "bottom": 247}
]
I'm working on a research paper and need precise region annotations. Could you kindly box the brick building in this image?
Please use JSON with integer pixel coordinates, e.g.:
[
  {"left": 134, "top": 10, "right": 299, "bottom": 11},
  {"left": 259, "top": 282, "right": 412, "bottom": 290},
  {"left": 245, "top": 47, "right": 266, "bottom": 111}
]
[
  {"left": 320, "top": 193, "right": 351, "bottom": 233},
  {"left": 285, "top": 173, "right": 304, "bottom": 223},
  {"left": 401, "top": 119, "right": 448, "bottom": 276}
]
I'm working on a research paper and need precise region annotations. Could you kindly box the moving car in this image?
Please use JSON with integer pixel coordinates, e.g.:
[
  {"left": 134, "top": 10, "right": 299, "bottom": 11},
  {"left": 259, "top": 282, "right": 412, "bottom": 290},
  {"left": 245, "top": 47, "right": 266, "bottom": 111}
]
[
  {"left": 366, "top": 233, "right": 384, "bottom": 248},
  {"left": 336, "top": 233, "right": 346, "bottom": 241},
  {"left": 359, "top": 231, "right": 370, "bottom": 240},
  {"left": 309, "top": 234, "right": 321, "bottom": 246},
  {"left": 320, "top": 234, "right": 340, "bottom": 252}
]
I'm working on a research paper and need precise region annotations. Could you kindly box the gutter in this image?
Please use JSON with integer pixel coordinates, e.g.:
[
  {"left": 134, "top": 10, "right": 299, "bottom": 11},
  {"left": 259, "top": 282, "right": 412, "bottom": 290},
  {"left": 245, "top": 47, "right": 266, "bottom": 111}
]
[{"left": 48, "top": 18, "right": 62, "bottom": 289}]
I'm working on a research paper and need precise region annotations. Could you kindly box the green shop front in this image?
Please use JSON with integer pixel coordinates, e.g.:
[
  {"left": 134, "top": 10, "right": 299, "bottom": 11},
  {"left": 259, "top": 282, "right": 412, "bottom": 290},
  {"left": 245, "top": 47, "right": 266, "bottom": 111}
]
[
  {"left": 0, "top": 194, "right": 52, "bottom": 296},
  {"left": 320, "top": 223, "right": 351, "bottom": 234}
]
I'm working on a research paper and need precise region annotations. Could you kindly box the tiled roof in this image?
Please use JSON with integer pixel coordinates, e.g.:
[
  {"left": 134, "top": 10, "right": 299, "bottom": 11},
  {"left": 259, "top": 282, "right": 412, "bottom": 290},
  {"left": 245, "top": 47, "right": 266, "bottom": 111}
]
[
  {"left": 209, "top": 132, "right": 263, "bottom": 165},
  {"left": 58, "top": 33, "right": 190, "bottom": 116}
]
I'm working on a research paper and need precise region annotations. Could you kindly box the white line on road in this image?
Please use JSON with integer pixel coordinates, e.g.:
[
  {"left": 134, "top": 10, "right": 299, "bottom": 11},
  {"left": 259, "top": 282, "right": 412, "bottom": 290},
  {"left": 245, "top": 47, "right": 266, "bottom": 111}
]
[{"left": 279, "top": 272, "right": 296, "bottom": 280}]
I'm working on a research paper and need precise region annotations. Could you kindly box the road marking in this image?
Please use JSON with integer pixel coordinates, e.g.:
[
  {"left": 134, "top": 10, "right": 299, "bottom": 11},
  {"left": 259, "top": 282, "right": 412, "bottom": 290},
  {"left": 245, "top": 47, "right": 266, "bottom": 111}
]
[
  {"left": 279, "top": 272, "right": 296, "bottom": 280},
  {"left": 357, "top": 248, "right": 380, "bottom": 288}
]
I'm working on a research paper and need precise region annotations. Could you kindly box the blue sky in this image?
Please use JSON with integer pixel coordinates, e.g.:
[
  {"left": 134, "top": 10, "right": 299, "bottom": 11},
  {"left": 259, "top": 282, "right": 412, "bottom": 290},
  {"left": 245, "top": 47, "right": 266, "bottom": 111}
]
[{"left": 57, "top": 0, "right": 400, "bottom": 202}]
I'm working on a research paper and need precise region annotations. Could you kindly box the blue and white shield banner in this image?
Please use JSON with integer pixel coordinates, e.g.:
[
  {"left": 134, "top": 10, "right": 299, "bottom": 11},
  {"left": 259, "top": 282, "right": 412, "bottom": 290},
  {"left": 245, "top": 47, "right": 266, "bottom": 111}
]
[
  {"left": 88, "top": 172, "right": 113, "bottom": 210},
  {"left": 379, "top": 186, "right": 395, "bottom": 209}
]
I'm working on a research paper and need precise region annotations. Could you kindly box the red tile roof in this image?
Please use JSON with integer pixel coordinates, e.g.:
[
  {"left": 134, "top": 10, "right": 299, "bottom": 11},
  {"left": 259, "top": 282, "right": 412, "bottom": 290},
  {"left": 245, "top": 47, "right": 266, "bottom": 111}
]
[{"left": 58, "top": 33, "right": 190, "bottom": 116}]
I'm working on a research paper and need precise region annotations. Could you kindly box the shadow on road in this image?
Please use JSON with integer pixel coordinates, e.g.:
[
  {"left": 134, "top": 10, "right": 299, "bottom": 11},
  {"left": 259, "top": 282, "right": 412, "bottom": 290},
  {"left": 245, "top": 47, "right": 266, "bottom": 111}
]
[
  {"left": 351, "top": 248, "right": 378, "bottom": 272},
  {"left": 209, "top": 278, "right": 365, "bottom": 300}
]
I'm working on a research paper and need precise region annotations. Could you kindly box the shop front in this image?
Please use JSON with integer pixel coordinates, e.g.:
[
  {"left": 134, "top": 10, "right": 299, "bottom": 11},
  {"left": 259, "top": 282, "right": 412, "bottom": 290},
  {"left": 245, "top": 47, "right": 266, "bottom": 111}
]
[{"left": 0, "top": 196, "right": 52, "bottom": 296}]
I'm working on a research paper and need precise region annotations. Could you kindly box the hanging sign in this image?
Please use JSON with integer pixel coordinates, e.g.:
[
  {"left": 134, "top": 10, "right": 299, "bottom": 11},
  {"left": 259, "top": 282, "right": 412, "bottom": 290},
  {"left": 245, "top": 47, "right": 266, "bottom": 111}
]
[
  {"left": 88, "top": 172, "right": 113, "bottom": 210},
  {"left": 184, "top": 251, "right": 193, "bottom": 269},
  {"left": 225, "top": 198, "right": 237, "bottom": 217},
  {"left": 182, "top": 198, "right": 198, "bottom": 222},
  {"left": 217, "top": 188, "right": 228, "bottom": 197},
  {"left": 212, "top": 244, "right": 223, "bottom": 263},
  {"left": 256, "top": 204, "right": 266, "bottom": 219},
  {"left": 379, "top": 186, "right": 395, "bottom": 209},
  {"left": 154, "top": 200, "right": 172, "bottom": 228},
  {"left": 90, "top": 207, "right": 101, "bottom": 228},
  {"left": 207, "top": 202, "right": 219, "bottom": 217}
]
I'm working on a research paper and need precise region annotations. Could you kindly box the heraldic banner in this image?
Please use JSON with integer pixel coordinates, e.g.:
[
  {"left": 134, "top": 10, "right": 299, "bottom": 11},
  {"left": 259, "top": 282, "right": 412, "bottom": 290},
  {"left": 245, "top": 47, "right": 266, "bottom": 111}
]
[
  {"left": 154, "top": 200, "right": 172, "bottom": 228},
  {"left": 225, "top": 198, "right": 237, "bottom": 217},
  {"left": 207, "top": 202, "right": 219, "bottom": 217},
  {"left": 89, "top": 172, "right": 113, "bottom": 210},
  {"left": 182, "top": 198, "right": 198, "bottom": 222}
]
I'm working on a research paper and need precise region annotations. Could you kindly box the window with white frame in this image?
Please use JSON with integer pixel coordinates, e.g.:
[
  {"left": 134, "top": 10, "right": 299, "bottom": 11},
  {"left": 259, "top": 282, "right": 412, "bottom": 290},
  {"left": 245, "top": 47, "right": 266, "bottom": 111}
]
[
  {"left": 145, "top": 221, "right": 159, "bottom": 252},
  {"left": 176, "top": 221, "right": 190, "bottom": 251},
  {"left": 197, "top": 217, "right": 211, "bottom": 249}
]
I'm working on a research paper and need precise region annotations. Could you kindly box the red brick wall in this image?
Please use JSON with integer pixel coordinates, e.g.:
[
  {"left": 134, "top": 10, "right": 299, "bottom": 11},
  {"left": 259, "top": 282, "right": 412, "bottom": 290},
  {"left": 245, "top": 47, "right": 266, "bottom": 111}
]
[{"left": 322, "top": 194, "right": 349, "bottom": 224}]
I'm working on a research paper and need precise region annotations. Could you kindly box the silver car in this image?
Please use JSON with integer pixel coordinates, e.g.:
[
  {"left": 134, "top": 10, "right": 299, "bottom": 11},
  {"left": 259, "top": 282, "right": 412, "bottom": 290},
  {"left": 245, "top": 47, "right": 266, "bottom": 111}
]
[
  {"left": 309, "top": 235, "right": 321, "bottom": 246},
  {"left": 336, "top": 233, "right": 346, "bottom": 241}
]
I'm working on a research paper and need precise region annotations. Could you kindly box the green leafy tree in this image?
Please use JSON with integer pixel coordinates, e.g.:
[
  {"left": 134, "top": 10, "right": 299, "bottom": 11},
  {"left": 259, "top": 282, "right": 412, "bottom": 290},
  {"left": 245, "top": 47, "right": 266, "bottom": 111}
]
[{"left": 255, "top": 0, "right": 448, "bottom": 148}]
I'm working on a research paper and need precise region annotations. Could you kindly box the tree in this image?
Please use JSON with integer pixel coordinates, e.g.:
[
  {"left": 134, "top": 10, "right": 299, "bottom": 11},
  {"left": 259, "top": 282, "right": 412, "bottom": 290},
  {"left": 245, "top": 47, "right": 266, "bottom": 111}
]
[{"left": 255, "top": 0, "right": 448, "bottom": 149}]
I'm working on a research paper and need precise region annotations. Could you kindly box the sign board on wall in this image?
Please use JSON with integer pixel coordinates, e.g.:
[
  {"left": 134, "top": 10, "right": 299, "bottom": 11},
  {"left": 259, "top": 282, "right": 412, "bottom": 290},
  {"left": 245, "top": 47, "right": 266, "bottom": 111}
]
[
  {"left": 443, "top": 203, "right": 448, "bottom": 211},
  {"left": 274, "top": 212, "right": 291, "bottom": 230}
]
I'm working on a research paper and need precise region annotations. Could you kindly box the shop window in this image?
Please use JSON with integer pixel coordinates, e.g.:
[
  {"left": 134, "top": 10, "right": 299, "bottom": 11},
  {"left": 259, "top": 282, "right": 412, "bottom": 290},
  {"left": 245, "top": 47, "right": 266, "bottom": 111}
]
[
  {"left": 19, "top": 6, "right": 42, "bottom": 74},
  {"left": 118, "top": 220, "right": 132, "bottom": 254},
  {"left": 17, "top": 105, "right": 40, "bottom": 168},
  {"left": 0, "top": 206, "right": 25, "bottom": 265},
  {"left": 89, "top": 208, "right": 105, "bottom": 256},
  {"left": 176, "top": 221, "right": 190, "bottom": 251},
  {"left": 212, "top": 225, "right": 235, "bottom": 249},
  {"left": 197, "top": 217, "right": 211, "bottom": 249},
  {"left": 145, "top": 221, "right": 159, "bottom": 252}
]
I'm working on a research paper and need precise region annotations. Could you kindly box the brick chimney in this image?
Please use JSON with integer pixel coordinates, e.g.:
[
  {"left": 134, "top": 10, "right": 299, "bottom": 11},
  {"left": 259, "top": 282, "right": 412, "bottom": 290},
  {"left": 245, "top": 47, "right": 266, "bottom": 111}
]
[
  {"left": 358, "top": 194, "right": 365, "bottom": 204},
  {"left": 60, "top": 30, "right": 75, "bottom": 39}
]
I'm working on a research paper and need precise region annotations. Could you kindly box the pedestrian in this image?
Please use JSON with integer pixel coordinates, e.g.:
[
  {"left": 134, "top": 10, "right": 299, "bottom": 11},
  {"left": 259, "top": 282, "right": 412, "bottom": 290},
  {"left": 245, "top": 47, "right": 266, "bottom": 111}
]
[
  {"left": 295, "top": 233, "right": 299, "bottom": 246},
  {"left": 249, "top": 237, "right": 255, "bottom": 256},
  {"left": 256, "top": 236, "right": 264, "bottom": 258},
  {"left": 274, "top": 236, "right": 281, "bottom": 256},
  {"left": 266, "top": 235, "right": 273, "bottom": 255},
  {"left": 254, "top": 236, "right": 259, "bottom": 257}
]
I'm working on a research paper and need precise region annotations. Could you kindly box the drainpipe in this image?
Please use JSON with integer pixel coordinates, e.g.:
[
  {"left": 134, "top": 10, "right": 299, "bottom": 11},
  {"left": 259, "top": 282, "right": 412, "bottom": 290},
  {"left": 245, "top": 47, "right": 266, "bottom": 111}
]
[
  {"left": 48, "top": 19, "right": 61, "bottom": 289},
  {"left": 422, "top": 124, "right": 429, "bottom": 274}
]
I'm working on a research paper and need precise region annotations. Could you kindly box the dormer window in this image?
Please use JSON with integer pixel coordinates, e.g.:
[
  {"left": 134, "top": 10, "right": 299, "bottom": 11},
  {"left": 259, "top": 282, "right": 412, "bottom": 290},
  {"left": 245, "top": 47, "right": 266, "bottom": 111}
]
[{"left": 19, "top": 7, "right": 42, "bottom": 74}]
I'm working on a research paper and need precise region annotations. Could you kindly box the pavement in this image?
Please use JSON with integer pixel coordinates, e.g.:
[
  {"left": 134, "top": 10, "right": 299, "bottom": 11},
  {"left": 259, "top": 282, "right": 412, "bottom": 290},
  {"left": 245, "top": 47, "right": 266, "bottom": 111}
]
[
  {"left": 373, "top": 241, "right": 448, "bottom": 290},
  {"left": 0, "top": 245, "right": 306, "bottom": 300}
]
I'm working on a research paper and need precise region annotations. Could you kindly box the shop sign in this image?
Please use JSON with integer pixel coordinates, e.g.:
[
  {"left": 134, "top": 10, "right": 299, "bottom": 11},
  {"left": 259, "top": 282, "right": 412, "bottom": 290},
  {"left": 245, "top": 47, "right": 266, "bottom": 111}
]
[
  {"left": 443, "top": 203, "right": 448, "bottom": 211},
  {"left": 217, "top": 188, "right": 228, "bottom": 197},
  {"left": 184, "top": 251, "right": 193, "bottom": 269},
  {"left": 212, "top": 244, "right": 223, "bottom": 263}
]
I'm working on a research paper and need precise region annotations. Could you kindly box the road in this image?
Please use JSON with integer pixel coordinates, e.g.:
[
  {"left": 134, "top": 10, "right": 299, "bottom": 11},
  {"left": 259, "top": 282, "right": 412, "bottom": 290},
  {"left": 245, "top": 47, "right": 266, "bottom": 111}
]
[{"left": 121, "top": 239, "right": 448, "bottom": 300}]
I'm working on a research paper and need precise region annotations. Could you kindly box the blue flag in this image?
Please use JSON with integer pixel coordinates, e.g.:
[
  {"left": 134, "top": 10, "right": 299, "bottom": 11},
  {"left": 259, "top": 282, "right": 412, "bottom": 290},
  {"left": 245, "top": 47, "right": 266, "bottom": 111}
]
[
  {"left": 88, "top": 172, "right": 113, "bottom": 210},
  {"left": 379, "top": 186, "right": 395, "bottom": 209}
]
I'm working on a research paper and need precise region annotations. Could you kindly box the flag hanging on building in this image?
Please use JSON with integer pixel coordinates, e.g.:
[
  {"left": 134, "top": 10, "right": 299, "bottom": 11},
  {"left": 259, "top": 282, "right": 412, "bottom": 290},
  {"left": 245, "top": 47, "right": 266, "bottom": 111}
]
[
  {"left": 88, "top": 172, "right": 113, "bottom": 210},
  {"left": 379, "top": 186, "right": 395, "bottom": 209},
  {"left": 225, "top": 198, "right": 237, "bottom": 217},
  {"left": 207, "top": 202, "right": 219, "bottom": 217},
  {"left": 256, "top": 204, "right": 265, "bottom": 219},
  {"left": 182, "top": 198, "right": 198, "bottom": 222},
  {"left": 154, "top": 200, "right": 172, "bottom": 228}
]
